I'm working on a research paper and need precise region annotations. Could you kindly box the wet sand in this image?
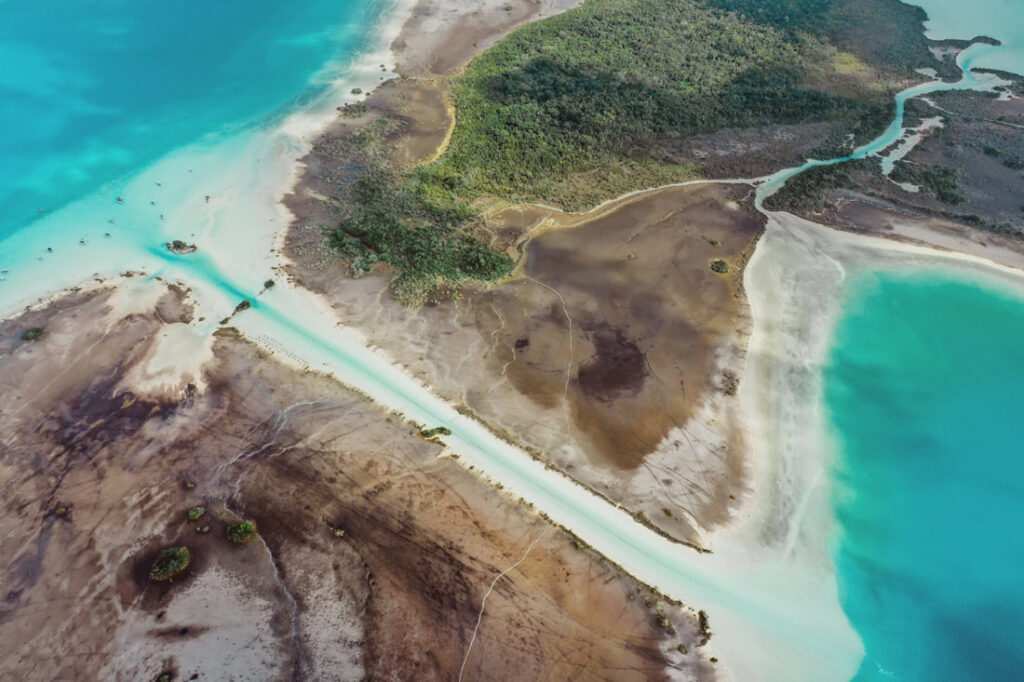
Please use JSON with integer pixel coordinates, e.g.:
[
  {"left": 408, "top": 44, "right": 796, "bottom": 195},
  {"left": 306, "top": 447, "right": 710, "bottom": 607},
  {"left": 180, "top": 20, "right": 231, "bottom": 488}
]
[{"left": 0, "top": 282, "right": 709, "bottom": 680}]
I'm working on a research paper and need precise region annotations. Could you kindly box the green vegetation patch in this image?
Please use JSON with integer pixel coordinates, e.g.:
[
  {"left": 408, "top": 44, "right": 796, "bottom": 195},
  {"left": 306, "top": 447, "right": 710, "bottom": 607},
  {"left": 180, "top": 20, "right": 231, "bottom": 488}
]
[
  {"left": 764, "top": 158, "right": 875, "bottom": 212},
  {"left": 149, "top": 546, "right": 191, "bottom": 582},
  {"left": 187, "top": 506, "right": 205, "bottom": 521},
  {"left": 21, "top": 327, "right": 46, "bottom": 341},
  {"left": 423, "top": 0, "right": 885, "bottom": 209},
  {"left": 706, "top": 0, "right": 933, "bottom": 75},
  {"left": 227, "top": 520, "right": 257, "bottom": 544},
  {"left": 710, "top": 259, "right": 731, "bottom": 274},
  {"left": 326, "top": 164, "right": 513, "bottom": 305},
  {"left": 891, "top": 161, "right": 965, "bottom": 204},
  {"left": 419, "top": 425, "right": 453, "bottom": 438}
]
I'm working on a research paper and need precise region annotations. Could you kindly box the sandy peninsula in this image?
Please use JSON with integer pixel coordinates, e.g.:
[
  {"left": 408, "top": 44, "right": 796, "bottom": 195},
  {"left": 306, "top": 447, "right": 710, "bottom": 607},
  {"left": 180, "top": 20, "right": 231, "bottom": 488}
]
[{"left": 282, "top": 0, "right": 778, "bottom": 548}]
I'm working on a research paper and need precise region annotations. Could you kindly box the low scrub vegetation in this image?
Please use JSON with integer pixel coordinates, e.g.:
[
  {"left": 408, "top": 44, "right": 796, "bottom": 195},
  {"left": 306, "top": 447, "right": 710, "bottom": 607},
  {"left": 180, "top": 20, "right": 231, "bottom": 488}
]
[
  {"left": 227, "top": 520, "right": 257, "bottom": 544},
  {"left": 326, "top": 164, "right": 513, "bottom": 305},
  {"left": 419, "top": 426, "right": 453, "bottom": 438},
  {"left": 765, "top": 159, "right": 875, "bottom": 212},
  {"left": 421, "top": 0, "right": 904, "bottom": 209},
  {"left": 149, "top": 546, "right": 191, "bottom": 582},
  {"left": 710, "top": 259, "right": 731, "bottom": 274},
  {"left": 891, "top": 161, "right": 965, "bottom": 204}
]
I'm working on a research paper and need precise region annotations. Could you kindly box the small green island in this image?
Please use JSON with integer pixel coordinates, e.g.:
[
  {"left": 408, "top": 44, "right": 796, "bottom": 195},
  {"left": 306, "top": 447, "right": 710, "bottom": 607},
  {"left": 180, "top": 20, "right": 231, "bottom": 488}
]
[
  {"left": 148, "top": 546, "right": 191, "bottom": 582},
  {"left": 227, "top": 520, "right": 257, "bottom": 543}
]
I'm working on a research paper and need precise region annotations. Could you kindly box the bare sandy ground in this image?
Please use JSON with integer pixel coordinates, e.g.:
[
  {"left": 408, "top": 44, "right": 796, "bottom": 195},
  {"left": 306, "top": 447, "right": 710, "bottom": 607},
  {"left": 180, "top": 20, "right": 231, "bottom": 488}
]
[
  {"left": 393, "top": 0, "right": 583, "bottom": 78},
  {"left": 0, "top": 282, "right": 711, "bottom": 680}
]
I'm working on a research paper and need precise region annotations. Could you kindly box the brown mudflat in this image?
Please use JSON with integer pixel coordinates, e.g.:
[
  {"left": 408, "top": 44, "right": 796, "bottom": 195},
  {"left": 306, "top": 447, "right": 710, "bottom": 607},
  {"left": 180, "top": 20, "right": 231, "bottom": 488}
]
[
  {"left": 488, "top": 184, "right": 761, "bottom": 469},
  {"left": 0, "top": 285, "right": 710, "bottom": 680},
  {"left": 284, "top": 180, "right": 763, "bottom": 545}
]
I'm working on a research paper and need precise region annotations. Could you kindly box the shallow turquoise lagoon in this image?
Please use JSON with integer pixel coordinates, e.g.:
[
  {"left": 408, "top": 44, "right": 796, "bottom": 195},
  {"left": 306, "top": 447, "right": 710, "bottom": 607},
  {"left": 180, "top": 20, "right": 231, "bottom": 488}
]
[
  {"left": 0, "top": 0, "right": 381, "bottom": 240},
  {"left": 825, "top": 269, "right": 1024, "bottom": 681}
]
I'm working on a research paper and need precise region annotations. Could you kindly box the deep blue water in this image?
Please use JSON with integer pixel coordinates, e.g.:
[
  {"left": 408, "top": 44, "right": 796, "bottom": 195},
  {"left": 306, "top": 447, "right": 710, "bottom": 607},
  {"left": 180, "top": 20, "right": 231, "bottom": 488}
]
[
  {"left": 825, "top": 269, "right": 1024, "bottom": 681},
  {"left": 0, "top": 0, "right": 382, "bottom": 241}
]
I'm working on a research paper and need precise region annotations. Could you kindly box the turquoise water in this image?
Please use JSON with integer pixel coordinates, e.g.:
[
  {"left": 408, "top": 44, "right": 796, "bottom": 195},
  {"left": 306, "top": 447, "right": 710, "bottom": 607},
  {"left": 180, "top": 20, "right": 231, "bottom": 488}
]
[
  {"left": 914, "top": 0, "right": 1024, "bottom": 74},
  {"left": 825, "top": 269, "right": 1024, "bottom": 681},
  {"left": 0, "top": 0, "right": 382, "bottom": 241}
]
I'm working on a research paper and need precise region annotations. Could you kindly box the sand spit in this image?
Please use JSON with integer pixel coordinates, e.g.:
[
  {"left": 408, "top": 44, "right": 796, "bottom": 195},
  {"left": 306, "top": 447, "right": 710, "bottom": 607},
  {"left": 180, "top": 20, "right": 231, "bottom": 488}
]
[
  {"left": 393, "top": 0, "right": 583, "bottom": 79},
  {"left": 0, "top": 283, "right": 708, "bottom": 680}
]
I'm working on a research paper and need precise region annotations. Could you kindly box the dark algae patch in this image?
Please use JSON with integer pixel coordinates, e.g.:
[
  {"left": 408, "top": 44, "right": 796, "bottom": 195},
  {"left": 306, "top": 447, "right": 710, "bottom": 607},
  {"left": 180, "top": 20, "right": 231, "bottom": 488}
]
[{"left": 575, "top": 327, "right": 647, "bottom": 403}]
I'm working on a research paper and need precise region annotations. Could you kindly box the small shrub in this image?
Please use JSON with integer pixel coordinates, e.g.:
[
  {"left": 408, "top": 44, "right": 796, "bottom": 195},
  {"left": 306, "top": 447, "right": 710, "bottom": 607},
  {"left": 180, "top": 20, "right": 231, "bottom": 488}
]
[
  {"left": 149, "top": 546, "right": 191, "bottom": 582},
  {"left": 658, "top": 617, "right": 672, "bottom": 629},
  {"left": 187, "top": 506, "right": 205, "bottom": 521},
  {"left": 233, "top": 300, "right": 252, "bottom": 315},
  {"left": 227, "top": 521, "right": 257, "bottom": 544},
  {"left": 21, "top": 327, "right": 46, "bottom": 341},
  {"left": 351, "top": 87, "right": 363, "bottom": 95},
  {"left": 419, "top": 426, "right": 453, "bottom": 438},
  {"left": 196, "top": 525, "right": 210, "bottom": 534},
  {"left": 710, "top": 259, "right": 730, "bottom": 274},
  {"left": 263, "top": 279, "right": 275, "bottom": 289}
]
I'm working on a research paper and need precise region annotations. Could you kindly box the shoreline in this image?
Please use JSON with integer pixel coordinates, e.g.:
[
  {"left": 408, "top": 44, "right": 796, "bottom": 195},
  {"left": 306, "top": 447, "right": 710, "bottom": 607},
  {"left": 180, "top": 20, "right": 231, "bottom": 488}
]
[
  {"left": 735, "top": 205, "right": 1024, "bottom": 677},
  {"left": 0, "top": 0, "right": 417, "bottom": 321}
]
